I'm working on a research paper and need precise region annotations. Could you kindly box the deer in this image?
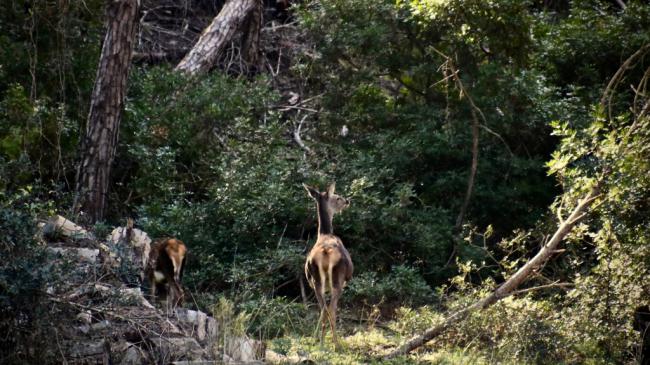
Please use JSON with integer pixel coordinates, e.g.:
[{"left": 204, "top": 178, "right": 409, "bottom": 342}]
[
  {"left": 303, "top": 182, "right": 353, "bottom": 349},
  {"left": 146, "top": 238, "right": 187, "bottom": 310}
]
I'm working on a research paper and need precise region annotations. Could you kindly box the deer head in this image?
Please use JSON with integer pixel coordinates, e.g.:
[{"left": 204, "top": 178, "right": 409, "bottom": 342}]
[
  {"left": 303, "top": 183, "right": 349, "bottom": 236},
  {"left": 303, "top": 183, "right": 349, "bottom": 213}
]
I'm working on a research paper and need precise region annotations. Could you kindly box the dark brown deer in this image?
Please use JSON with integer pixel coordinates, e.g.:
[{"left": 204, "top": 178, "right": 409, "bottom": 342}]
[
  {"left": 303, "top": 183, "right": 353, "bottom": 348},
  {"left": 146, "top": 238, "right": 187, "bottom": 309}
]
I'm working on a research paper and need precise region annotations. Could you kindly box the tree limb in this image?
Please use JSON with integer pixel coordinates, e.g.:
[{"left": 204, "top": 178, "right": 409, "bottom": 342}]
[{"left": 386, "top": 185, "right": 601, "bottom": 358}]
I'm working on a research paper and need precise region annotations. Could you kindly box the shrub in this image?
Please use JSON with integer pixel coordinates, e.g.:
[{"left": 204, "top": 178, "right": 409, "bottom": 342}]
[{"left": 0, "top": 189, "right": 60, "bottom": 363}]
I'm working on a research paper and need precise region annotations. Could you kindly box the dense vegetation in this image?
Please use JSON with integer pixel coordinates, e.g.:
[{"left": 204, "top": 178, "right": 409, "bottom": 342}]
[{"left": 1, "top": 0, "right": 649, "bottom": 363}]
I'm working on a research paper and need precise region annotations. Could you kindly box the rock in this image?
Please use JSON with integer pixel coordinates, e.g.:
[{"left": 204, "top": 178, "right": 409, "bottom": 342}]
[
  {"left": 105, "top": 225, "right": 152, "bottom": 283},
  {"left": 151, "top": 336, "right": 207, "bottom": 362},
  {"left": 49, "top": 247, "right": 100, "bottom": 263},
  {"left": 107, "top": 225, "right": 152, "bottom": 267},
  {"left": 119, "top": 287, "right": 155, "bottom": 309},
  {"left": 76, "top": 324, "right": 91, "bottom": 335},
  {"left": 68, "top": 339, "right": 110, "bottom": 364},
  {"left": 91, "top": 320, "right": 111, "bottom": 332},
  {"left": 176, "top": 309, "right": 209, "bottom": 342},
  {"left": 224, "top": 336, "right": 265, "bottom": 363},
  {"left": 76, "top": 310, "right": 93, "bottom": 324},
  {"left": 42, "top": 215, "right": 92, "bottom": 241},
  {"left": 206, "top": 317, "right": 219, "bottom": 342},
  {"left": 121, "top": 344, "right": 148, "bottom": 365},
  {"left": 112, "top": 340, "right": 150, "bottom": 365}
]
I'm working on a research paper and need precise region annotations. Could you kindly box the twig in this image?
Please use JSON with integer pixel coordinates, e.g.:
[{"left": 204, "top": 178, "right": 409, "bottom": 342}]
[
  {"left": 508, "top": 282, "right": 574, "bottom": 297},
  {"left": 54, "top": 328, "right": 69, "bottom": 365},
  {"left": 480, "top": 124, "right": 514, "bottom": 158},
  {"left": 279, "top": 105, "right": 319, "bottom": 113},
  {"left": 299, "top": 274, "right": 308, "bottom": 306}
]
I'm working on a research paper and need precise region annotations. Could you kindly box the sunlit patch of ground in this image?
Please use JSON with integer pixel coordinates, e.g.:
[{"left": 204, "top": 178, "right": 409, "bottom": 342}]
[{"left": 264, "top": 326, "right": 512, "bottom": 364}]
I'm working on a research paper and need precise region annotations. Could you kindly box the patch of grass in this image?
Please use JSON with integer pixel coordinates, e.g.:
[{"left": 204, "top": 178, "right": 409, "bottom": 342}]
[{"left": 264, "top": 321, "right": 500, "bottom": 365}]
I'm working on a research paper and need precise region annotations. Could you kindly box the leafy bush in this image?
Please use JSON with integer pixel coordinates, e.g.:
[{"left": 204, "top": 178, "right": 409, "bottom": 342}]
[
  {"left": 346, "top": 265, "right": 434, "bottom": 309},
  {"left": 239, "top": 296, "right": 311, "bottom": 338},
  {"left": 0, "top": 189, "right": 60, "bottom": 363}
]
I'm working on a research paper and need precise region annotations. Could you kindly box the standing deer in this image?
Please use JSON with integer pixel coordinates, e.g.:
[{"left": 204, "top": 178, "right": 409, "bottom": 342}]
[
  {"left": 146, "top": 238, "right": 187, "bottom": 309},
  {"left": 303, "top": 183, "right": 353, "bottom": 348}
]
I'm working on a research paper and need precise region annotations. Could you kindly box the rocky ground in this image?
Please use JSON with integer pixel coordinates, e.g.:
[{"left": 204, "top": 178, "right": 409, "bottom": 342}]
[{"left": 40, "top": 216, "right": 265, "bottom": 364}]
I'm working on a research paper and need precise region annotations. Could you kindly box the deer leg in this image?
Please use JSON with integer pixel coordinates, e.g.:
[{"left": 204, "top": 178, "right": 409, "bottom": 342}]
[
  {"left": 329, "top": 284, "right": 343, "bottom": 350},
  {"left": 165, "top": 283, "right": 176, "bottom": 315},
  {"left": 171, "top": 281, "right": 184, "bottom": 308},
  {"left": 149, "top": 278, "right": 157, "bottom": 302},
  {"left": 312, "top": 281, "right": 327, "bottom": 346}
]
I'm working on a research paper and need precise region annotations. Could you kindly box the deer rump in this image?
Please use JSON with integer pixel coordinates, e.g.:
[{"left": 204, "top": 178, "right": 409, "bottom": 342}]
[
  {"left": 305, "top": 239, "right": 353, "bottom": 293},
  {"left": 146, "top": 238, "right": 186, "bottom": 304}
]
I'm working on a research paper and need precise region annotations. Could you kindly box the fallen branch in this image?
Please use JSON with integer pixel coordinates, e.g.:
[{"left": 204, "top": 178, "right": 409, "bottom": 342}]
[{"left": 386, "top": 185, "right": 601, "bottom": 358}]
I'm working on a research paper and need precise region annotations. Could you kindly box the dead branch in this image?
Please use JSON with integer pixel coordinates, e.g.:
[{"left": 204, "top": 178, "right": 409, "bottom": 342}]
[
  {"left": 132, "top": 49, "right": 188, "bottom": 64},
  {"left": 508, "top": 281, "right": 574, "bottom": 297},
  {"left": 386, "top": 185, "right": 601, "bottom": 358},
  {"left": 600, "top": 43, "right": 650, "bottom": 119},
  {"left": 292, "top": 115, "right": 312, "bottom": 155}
]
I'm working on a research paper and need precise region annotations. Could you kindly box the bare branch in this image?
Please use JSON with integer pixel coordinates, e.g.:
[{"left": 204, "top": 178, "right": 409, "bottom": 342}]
[
  {"left": 386, "top": 185, "right": 601, "bottom": 358},
  {"left": 292, "top": 115, "right": 313, "bottom": 155}
]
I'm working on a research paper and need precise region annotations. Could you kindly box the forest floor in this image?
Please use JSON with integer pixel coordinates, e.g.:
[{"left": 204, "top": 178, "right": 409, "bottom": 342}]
[{"left": 258, "top": 306, "right": 519, "bottom": 365}]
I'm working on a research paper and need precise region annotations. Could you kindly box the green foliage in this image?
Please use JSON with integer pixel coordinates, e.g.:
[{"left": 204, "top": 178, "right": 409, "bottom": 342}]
[
  {"left": 0, "top": 0, "right": 103, "bottom": 192},
  {"left": 535, "top": 1, "right": 650, "bottom": 92},
  {"left": 2, "top": 0, "right": 650, "bottom": 363},
  {"left": 346, "top": 265, "right": 434, "bottom": 307},
  {"left": 240, "top": 296, "right": 311, "bottom": 338},
  {"left": 457, "top": 297, "right": 564, "bottom": 363},
  {"left": 0, "top": 189, "right": 59, "bottom": 363}
]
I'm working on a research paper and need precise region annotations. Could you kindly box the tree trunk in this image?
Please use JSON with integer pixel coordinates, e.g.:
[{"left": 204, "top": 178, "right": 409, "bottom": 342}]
[
  {"left": 175, "top": 0, "right": 257, "bottom": 75},
  {"left": 242, "top": 0, "right": 263, "bottom": 70},
  {"left": 73, "top": 0, "right": 139, "bottom": 223},
  {"left": 386, "top": 185, "right": 601, "bottom": 358}
]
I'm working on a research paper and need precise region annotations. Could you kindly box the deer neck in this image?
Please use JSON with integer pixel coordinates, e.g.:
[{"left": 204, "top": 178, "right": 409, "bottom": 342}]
[{"left": 316, "top": 201, "right": 334, "bottom": 236}]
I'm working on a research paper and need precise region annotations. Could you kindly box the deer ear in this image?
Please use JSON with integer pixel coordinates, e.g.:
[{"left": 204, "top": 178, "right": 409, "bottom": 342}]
[
  {"left": 303, "top": 183, "right": 320, "bottom": 200},
  {"left": 326, "top": 183, "right": 336, "bottom": 195}
]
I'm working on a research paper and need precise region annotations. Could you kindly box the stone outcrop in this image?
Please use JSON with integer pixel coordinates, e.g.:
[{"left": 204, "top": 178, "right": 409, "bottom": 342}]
[{"left": 44, "top": 216, "right": 265, "bottom": 364}]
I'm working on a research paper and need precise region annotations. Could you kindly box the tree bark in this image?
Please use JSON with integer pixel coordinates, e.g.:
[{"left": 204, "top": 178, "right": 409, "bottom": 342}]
[
  {"left": 241, "top": 0, "right": 263, "bottom": 70},
  {"left": 175, "top": 0, "right": 257, "bottom": 75},
  {"left": 386, "top": 185, "right": 601, "bottom": 358},
  {"left": 73, "top": 0, "right": 139, "bottom": 223}
]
